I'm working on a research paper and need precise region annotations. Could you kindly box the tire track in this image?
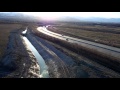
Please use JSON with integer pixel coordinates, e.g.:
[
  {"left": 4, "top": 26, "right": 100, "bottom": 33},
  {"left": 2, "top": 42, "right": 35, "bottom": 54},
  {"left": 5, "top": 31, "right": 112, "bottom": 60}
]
[{"left": 32, "top": 36, "right": 70, "bottom": 78}]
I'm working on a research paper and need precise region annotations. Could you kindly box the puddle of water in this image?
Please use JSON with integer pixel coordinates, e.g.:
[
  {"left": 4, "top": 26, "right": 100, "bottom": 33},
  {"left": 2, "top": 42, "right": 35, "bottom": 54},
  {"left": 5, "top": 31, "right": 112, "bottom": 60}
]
[{"left": 22, "top": 36, "right": 49, "bottom": 78}]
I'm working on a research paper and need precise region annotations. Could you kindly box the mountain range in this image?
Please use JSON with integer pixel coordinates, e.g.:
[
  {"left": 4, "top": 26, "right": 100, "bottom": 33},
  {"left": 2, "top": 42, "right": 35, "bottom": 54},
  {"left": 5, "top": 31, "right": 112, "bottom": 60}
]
[
  {"left": 58, "top": 16, "right": 120, "bottom": 23},
  {"left": 0, "top": 12, "right": 120, "bottom": 23},
  {"left": 0, "top": 12, "right": 40, "bottom": 22}
]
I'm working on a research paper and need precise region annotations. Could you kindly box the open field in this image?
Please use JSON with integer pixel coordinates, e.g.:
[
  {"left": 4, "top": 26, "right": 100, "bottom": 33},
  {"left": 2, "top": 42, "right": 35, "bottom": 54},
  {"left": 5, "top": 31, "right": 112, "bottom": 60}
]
[
  {"left": 47, "top": 22, "right": 120, "bottom": 48},
  {"left": 44, "top": 39, "right": 120, "bottom": 78},
  {"left": 31, "top": 26, "right": 120, "bottom": 73},
  {"left": 0, "top": 21, "right": 120, "bottom": 77},
  {"left": 0, "top": 24, "right": 22, "bottom": 59}
]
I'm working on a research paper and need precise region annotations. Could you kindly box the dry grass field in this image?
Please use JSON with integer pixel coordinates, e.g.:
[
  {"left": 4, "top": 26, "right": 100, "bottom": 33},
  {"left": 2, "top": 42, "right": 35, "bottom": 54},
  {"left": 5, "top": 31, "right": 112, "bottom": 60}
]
[
  {"left": 48, "top": 22, "right": 120, "bottom": 48},
  {"left": 31, "top": 27, "right": 120, "bottom": 73},
  {"left": 0, "top": 24, "right": 22, "bottom": 59}
]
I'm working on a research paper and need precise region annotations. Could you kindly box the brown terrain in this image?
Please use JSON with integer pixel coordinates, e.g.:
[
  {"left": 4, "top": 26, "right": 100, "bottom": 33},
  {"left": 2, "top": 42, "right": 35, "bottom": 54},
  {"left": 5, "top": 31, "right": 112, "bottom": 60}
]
[{"left": 0, "top": 22, "right": 120, "bottom": 78}]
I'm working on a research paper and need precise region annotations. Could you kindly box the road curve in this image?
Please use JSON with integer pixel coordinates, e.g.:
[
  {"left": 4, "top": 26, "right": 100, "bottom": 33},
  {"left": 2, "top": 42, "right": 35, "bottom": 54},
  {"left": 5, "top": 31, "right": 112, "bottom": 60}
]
[{"left": 37, "top": 26, "right": 120, "bottom": 61}]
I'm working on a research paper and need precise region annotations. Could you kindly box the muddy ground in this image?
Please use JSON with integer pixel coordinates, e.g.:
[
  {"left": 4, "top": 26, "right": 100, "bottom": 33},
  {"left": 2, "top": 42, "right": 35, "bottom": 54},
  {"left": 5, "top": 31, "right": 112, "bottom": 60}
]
[
  {"left": 0, "top": 29, "right": 40, "bottom": 78},
  {"left": 0, "top": 27, "right": 120, "bottom": 78},
  {"left": 27, "top": 29, "right": 120, "bottom": 78}
]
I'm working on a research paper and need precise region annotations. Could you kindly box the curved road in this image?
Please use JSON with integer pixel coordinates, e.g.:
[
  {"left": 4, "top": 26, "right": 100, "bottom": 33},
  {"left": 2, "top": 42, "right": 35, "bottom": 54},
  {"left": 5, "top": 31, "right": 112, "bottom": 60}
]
[
  {"left": 26, "top": 29, "right": 74, "bottom": 78},
  {"left": 25, "top": 27, "right": 120, "bottom": 77},
  {"left": 37, "top": 26, "right": 120, "bottom": 61}
]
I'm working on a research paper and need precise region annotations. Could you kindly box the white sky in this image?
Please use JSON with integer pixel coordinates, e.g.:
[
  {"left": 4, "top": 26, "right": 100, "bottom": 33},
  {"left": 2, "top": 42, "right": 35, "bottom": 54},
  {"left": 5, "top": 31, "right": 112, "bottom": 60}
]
[
  {"left": 19, "top": 12, "right": 120, "bottom": 18},
  {"left": 1, "top": 12, "right": 120, "bottom": 20}
]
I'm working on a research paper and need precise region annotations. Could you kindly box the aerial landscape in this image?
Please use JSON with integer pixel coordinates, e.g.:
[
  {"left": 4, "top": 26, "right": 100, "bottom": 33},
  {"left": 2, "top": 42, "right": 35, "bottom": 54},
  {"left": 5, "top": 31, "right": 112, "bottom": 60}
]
[{"left": 0, "top": 12, "right": 120, "bottom": 78}]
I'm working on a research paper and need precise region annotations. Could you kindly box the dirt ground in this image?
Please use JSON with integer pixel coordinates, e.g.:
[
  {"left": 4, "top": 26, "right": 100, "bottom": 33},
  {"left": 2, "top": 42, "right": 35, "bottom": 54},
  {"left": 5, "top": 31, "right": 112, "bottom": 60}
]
[
  {"left": 0, "top": 29, "right": 41, "bottom": 78},
  {"left": 0, "top": 23, "right": 120, "bottom": 78},
  {"left": 47, "top": 23, "right": 120, "bottom": 48},
  {"left": 28, "top": 29, "right": 120, "bottom": 78},
  {"left": 0, "top": 24, "right": 22, "bottom": 59}
]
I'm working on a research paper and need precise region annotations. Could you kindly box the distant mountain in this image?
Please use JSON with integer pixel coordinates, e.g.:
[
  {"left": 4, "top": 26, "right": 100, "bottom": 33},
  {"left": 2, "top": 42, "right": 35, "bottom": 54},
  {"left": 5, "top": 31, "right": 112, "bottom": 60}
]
[
  {"left": 57, "top": 16, "right": 120, "bottom": 23},
  {"left": 0, "top": 12, "right": 41, "bottom": 22},
  {"left": 0, "top": 12, "right": 120, "bottom": 23},
  {"left": 57, "top": 16, "right": 81, "bottom": 22},
  {"left": 78, "top": 17, "right": 120, "bottom": 23}
]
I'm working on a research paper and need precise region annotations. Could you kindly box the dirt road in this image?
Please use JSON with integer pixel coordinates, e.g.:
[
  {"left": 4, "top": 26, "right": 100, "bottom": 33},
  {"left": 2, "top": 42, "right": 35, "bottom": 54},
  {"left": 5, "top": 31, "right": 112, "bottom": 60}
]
[
  {"left": 27, "top": 29, "right": 120, "bottom": 78},
  {"left": 0, "top": 27, "right": 120, "bottom": 78}
]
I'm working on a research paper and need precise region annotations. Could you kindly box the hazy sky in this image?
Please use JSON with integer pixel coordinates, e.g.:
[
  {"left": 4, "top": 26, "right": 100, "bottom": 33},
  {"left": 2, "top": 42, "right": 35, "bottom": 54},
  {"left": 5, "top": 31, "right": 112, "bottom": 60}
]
[
  {"left": 19, "top": 12, "right": 120, "bottom": 18},
  {"left": 1, "top": 12, "right": 120, "bottom": 20}
]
